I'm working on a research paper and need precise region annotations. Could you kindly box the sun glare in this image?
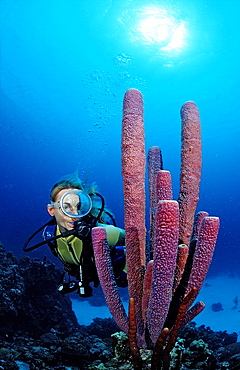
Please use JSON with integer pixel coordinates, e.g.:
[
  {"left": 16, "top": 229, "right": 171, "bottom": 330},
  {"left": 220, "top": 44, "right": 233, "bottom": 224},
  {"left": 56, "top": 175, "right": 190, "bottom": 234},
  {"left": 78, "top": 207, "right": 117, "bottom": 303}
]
[{"left": 134, "top": 7, "right": 186, "bottom": 53}]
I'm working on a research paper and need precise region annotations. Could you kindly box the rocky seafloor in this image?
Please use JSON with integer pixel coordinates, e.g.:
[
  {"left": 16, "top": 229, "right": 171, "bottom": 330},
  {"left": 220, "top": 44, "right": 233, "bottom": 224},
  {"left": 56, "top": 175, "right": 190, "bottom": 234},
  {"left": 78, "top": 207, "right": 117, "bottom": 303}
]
[{"left": 0, "top": 242, "right": 240, "bottom": 370}]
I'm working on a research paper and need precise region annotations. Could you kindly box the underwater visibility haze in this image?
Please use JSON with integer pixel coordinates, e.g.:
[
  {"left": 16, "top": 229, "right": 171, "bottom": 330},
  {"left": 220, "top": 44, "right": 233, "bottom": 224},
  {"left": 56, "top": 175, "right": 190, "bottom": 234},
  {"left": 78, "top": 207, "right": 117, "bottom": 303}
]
[
  {"left": 1, "top": 2, "right": 240, "bottom": 368},
  {"left": 1, "top": 0, "right": 240, "bottom": 277}
]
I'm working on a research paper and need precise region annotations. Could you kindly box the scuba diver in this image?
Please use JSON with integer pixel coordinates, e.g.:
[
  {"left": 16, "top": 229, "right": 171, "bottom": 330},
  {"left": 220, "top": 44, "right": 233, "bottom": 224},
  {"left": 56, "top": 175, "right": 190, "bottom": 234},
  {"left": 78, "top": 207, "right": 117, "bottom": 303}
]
[{"left": 23, "top": 174, "right": 127, "bottom": 297}]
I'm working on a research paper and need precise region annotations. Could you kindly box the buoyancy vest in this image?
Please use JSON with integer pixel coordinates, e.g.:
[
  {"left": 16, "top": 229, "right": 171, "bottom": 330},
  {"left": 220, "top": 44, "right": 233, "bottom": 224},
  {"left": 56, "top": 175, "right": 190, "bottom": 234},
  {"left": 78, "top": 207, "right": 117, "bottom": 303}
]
[{"left": 42, "top": 223, "right": 127, "bottom": 287}]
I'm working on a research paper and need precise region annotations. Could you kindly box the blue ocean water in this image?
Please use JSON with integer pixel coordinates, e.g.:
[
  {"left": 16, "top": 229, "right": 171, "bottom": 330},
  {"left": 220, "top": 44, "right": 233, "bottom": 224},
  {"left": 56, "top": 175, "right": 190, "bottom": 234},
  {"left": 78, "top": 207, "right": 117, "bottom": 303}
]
[{"left": 1, "top": 0, "right": 240, "bottom": 277}]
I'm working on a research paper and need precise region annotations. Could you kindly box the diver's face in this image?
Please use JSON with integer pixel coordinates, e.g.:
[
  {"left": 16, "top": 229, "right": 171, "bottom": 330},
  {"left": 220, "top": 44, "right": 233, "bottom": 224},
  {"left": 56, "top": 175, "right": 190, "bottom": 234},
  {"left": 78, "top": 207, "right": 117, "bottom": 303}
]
[{"left": 47, "top": 188, "right": 79, "bottom": 232}]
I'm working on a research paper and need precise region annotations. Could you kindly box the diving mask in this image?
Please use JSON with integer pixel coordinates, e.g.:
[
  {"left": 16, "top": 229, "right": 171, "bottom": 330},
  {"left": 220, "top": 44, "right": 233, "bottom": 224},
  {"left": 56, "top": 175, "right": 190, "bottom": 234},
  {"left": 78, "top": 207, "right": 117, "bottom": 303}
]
[{"left": 51, "top": 189, "right": 92, "bottom": 219}]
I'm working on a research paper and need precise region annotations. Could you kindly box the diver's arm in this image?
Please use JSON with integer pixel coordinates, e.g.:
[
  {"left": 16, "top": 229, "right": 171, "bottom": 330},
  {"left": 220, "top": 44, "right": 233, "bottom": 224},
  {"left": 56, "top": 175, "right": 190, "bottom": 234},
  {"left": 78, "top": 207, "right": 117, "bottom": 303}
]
[
  {"left": 115, "top": 228, "right": 125, "bottom": 246},
  {"left": 97, "top": 224, "right": 125, "bottom": 246}
]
